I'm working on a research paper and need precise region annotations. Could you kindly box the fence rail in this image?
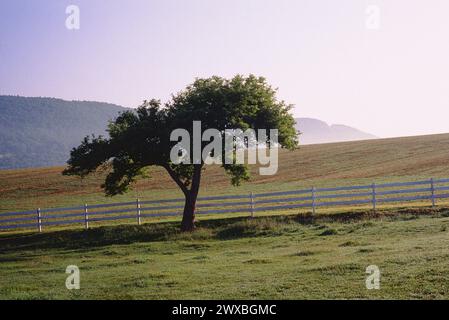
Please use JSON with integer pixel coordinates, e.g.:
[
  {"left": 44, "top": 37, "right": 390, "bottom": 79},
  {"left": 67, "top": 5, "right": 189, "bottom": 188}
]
[{"left": 1, "top": 178, "right": 449, "bottom": 232}]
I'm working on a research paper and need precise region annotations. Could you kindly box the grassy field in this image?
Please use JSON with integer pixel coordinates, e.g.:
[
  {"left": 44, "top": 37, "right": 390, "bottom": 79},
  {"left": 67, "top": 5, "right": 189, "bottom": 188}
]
[
  {"left": 1, "top": 207, "right": 449, "bottom": 299},
  {"left": 1, "top": 133, "right": 449, "bottom": 214},
  {"left": 1, "top": 133, "right": 449, "bottom": 299}
]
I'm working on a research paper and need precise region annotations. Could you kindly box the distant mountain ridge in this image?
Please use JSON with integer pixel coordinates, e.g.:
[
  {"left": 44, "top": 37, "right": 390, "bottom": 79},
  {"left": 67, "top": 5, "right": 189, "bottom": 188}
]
[
  {"left": 0, "top": 96, "right": 377, "bottom": 169},
  {"left": 0, "top": 96, "right": 128, "bottom": 169},
  {"left": 295, "top": 118, "right": 377, "bottom": 145}
]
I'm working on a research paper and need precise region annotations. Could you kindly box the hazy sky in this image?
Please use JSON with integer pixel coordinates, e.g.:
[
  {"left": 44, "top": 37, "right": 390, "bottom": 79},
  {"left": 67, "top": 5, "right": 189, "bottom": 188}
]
[{"left": 1, "top": 0, "right": 448, "bottom": 138}]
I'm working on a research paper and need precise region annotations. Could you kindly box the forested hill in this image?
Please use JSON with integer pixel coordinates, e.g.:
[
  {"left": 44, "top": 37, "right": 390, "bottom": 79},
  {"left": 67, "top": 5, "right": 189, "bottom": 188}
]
[
  {"left": 0, "top": 96, "right": 128, "bottom": 169},
  {"left": 0, "top": 96, "right": 378, "bottom": 170}
]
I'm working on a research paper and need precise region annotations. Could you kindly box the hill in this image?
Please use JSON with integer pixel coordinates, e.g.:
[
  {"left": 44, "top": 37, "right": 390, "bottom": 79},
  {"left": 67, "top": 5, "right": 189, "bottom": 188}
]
[
  {"left": 0, "top": 96, "right": 378, "bottom": 170},
  {"left": 1, "top": 132, "right": 449, "bottom": 213},
  {"left": 295, "top": 118, "right": 377, "bottom": 144},
  {"left": 0, "top": 96, "right": 127, "bottom": 169}
]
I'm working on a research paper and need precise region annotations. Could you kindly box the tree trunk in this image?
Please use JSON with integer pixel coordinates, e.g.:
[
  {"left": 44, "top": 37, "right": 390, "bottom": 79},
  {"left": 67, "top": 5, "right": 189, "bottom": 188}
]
[
  {"left": 181, "top": 192, "right": 197, "bottom": 232},
  {"left": 180, "top": 164, "right": 202, "bottom": 232},
  {"left": 164, "top": 164, "right": 203, "bottom": 232}
]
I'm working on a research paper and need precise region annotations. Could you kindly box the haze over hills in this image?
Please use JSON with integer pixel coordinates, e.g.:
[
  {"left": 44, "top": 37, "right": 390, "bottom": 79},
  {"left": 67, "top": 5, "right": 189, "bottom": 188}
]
[
  {"left": 295, "top": 118, "right": 377, "bottom": 145},
  {"left": 0, "top": 96, "right": 377, "bottom": 169}
]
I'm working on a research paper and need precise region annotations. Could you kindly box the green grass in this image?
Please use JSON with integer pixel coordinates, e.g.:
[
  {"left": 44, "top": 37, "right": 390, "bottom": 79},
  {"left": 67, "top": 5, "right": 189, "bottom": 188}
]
[
  {"left": 2, "top": 133, "right": 449, "bottom": 299},
  {"left": 2, "top": 133, "right": 449, "bottom": 214},
  {"left": 1, "top": 207, "right": 449, "bottom": 299}
]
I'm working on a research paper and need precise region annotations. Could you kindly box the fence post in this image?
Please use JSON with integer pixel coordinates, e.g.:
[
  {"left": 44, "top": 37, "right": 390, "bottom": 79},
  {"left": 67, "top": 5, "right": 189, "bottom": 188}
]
[
  {"left": 250, "top": 192, "right": 255, "bottom": 218},
  {"left": 312, "top": 187, "right": 316, "bottom": 215},
  {"left": 430, "top": 178, "right": 436, "bottom": 208},
  {"left": 36, "top": 208, "right": 42, "bottom": 233},
  {"left": 136, "top": 198, "right": 141, "bottom": 225},
  {"left": 372, "top": 183, "right": 377, "bottom": 213},
  {"left": 84, "top": 204, "right": 89, "bottom": 230}
]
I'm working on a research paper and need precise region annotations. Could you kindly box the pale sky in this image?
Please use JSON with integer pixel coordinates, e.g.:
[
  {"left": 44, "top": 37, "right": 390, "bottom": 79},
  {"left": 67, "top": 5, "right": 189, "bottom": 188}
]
[{"left": 1, "top": 0, "right": 448, "bottom": 138}]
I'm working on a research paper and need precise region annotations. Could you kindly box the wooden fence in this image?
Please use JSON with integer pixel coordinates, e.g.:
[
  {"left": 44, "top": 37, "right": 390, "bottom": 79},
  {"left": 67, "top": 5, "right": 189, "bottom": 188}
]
[{"left": 1, "top": 178, "right": 449, "bottom": 232}]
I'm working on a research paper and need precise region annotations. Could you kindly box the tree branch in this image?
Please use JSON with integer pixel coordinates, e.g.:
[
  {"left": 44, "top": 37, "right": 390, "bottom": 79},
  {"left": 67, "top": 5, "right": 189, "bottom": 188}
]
[{"left": 163, "top": 164, "right": 189, "bottom": 196}]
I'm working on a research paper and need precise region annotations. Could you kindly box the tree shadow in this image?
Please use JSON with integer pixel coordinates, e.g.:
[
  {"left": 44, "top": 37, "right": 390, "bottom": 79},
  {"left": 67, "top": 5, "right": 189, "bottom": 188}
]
[
  {"left": 0, "top": 222, "right": 178, "bottom": 253},
  {"left": 0, "top": 207, "right": 445, "bottom": 254}
]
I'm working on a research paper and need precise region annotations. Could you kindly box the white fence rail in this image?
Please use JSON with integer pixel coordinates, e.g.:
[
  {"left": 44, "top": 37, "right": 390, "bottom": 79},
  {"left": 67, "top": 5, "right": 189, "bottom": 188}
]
[{"left": 1, "top": 178, "right": 449, "bottom": 232}]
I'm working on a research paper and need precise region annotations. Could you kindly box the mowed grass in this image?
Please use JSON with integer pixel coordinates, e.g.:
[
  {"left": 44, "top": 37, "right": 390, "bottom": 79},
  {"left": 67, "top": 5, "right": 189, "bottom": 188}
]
[
  {"left": 1, "top": 133, "right": 449, "bottom": 214},
  {"left": 1, "top": 208, "right": 449, "bottom": 299}
]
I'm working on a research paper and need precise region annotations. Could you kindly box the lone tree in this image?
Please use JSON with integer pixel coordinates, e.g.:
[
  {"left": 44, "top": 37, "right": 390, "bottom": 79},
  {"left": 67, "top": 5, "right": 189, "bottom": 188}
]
[{"left": 63, "top": 75, "right": 298, "bottom": 231}]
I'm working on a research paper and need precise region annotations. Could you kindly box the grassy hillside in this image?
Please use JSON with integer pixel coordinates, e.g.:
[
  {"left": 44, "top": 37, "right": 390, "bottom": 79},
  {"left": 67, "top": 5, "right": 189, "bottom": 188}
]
[
  {"left": 1, "top": 208, "right": 449, "bottom": 299},
  {"left": 1, "top": 133, "right": 449, "bottom": 214}
]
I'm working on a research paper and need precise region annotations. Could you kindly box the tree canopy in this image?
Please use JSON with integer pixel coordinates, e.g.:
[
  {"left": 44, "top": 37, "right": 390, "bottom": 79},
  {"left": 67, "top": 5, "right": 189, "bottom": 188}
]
[{"left": 63, "top": 75, "right": 298, "bottom": 231}]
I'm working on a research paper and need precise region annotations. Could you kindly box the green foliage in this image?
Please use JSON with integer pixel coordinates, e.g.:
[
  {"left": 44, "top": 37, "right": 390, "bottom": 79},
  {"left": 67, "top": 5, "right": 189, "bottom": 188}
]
[
  {"left": 168, "top": 75, "right": 298, "bottom": 149},
  {"left": 63, "top": 75, "right": 298, "bottom": 196}
]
